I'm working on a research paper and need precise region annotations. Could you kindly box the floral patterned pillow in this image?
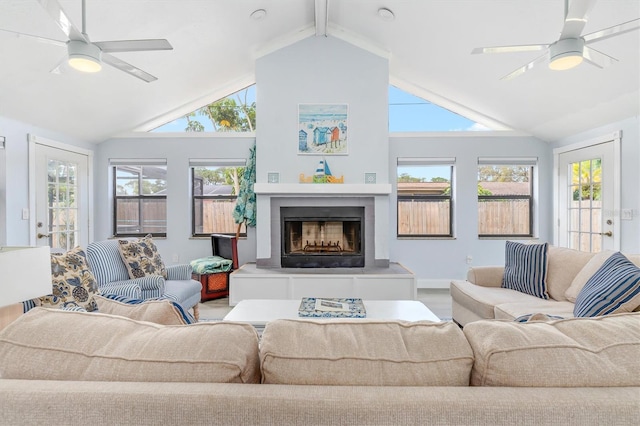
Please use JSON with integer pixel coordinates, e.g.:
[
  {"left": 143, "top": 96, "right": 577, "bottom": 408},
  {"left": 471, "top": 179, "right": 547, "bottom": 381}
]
[
  {"left": 38, "top": 246, "right": 100, "bottom": 312},
  {"left": 117, "top": 234, "right": 168, "bottom": 280}
]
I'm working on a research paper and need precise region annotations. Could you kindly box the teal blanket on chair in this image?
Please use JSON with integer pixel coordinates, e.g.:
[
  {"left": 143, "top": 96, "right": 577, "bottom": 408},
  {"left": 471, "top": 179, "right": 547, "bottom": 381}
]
[{"left": 190, "top": 256, "right": 234, "bottom": 274}]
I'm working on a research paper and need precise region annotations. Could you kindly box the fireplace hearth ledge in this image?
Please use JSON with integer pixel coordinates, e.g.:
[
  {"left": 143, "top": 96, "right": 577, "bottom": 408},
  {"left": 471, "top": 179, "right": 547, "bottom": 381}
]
[{"left": 229, "top": 262, "right": 416, "bottom": 306}]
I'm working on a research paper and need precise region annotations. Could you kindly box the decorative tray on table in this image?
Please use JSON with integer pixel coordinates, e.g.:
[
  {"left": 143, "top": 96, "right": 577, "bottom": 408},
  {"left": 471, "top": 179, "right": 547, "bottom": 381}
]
[{"left": 298, "top": 297, "right": 366, "bottom": 318}]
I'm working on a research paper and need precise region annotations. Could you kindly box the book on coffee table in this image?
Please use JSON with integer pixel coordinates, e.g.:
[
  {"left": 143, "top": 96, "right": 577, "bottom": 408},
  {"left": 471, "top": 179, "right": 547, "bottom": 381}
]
[{"left": 298, "top": 297, "right": 366, "bottom": 318}]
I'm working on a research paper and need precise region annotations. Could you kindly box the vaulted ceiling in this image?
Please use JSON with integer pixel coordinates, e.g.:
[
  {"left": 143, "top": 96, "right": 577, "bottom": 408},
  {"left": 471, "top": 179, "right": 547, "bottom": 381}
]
[{"left": 0, "top": 0, "right": 638, "bottom": 143}]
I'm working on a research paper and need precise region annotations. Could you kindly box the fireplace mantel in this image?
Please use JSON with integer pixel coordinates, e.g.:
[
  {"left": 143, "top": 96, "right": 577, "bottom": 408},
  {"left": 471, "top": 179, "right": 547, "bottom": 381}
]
[{"left": 254, "top": 183, "right": 391, "bottom": 196}]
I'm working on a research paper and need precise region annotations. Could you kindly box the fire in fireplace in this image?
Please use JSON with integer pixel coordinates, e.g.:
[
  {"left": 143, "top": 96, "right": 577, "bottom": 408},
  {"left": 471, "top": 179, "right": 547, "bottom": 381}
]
[{"left": 281, "top": 206, "right": 364, "bottom": 268}]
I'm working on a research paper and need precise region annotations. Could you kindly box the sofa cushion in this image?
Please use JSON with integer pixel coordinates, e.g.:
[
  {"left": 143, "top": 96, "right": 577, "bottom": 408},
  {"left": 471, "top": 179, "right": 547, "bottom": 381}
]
[
  {"left": 493, "top": 300, "right": 576, "bottom": 321},
  {"left": 118, "top": 234, "right": 168, "bottom": 279},
  {"left": 0, "top": 307, "right": 260, "bottom": 383},
  {"left": 565, "top": 251, "right": 640, "bottom": 302},
  {"left": 545, "top": 246, "right": 594, "bottom": 301},
  {"left": 38, "top": 247, "right": 100, "bottom": 312},
  {"left": 502, "top": 241, "right": 549, "bottom": 299},
  {"left": 463, "top": 312, "right": 640, "bottom": 387},
  {"left": 95, "top": 294, "right": 195, "bottom": 325},
  {"left": 574, "top": 252, "right": 640, "bottom": 317},
  {"left": 260, "top": 319, "right": 473, "bottom": 386},
  {"left": 451, "top": 280, "right": 546, "bottom": 321}
]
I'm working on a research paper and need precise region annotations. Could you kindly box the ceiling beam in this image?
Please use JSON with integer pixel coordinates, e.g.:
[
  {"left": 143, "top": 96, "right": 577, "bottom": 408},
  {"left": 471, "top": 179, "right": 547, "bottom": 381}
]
[{"left": 315, "top": 0, "right": 328, "bottom": 37}]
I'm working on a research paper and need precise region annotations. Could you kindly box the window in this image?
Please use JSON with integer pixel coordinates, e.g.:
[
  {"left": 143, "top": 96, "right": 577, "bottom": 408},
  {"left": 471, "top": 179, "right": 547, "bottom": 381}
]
[
  {"left": 152, "top": 85, "right": 256, "bottom": 133},
  {"left": 190, "top": 159, "right": 246, "bottom": 237},
  {"left": 397, "top": 158, "right": 454, "bottom": 237},
  {"left": 477, "top": 158, "right": 536, "bottom": 237},
  {"left": 389, "top": 85, "right": 491, "bottom": 132},
  {"left": 112, "top": 160, "right": 167, "bottom": 237}
]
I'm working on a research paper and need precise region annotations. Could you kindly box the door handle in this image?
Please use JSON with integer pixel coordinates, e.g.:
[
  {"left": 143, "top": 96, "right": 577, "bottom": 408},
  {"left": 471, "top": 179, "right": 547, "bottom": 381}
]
[
  {"left": 37, "top": 233, "right": 50, "bottom": 239},
  {"left": 599, "top": 231, "right": 613, "bottom": 237}
]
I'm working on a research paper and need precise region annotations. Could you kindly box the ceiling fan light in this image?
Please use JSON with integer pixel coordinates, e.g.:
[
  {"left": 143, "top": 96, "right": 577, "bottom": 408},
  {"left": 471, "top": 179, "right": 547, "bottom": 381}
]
[
  {"left": 67, "top": 40, "right": 102, "bottom": 73},
  {"left": 548, "top": 38, "right": 584, "bottom": 71},
  {"left": 549, "top": 53, "right": 583, "bottom": 70}
]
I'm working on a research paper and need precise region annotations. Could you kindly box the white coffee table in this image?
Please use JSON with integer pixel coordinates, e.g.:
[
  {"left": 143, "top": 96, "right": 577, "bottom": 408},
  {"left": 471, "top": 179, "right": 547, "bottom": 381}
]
[{"left": 223, "top": 299, "right": 440, "bottom": 331}]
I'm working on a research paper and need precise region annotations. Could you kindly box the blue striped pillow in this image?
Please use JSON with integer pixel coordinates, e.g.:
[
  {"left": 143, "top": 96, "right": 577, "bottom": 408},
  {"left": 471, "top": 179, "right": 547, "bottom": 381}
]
[
  {"left": 502, "top": 241, "right": 549, "bottom": 299},
  {"left": 574, "top": 252, "right": 640, "bottom": 317}
]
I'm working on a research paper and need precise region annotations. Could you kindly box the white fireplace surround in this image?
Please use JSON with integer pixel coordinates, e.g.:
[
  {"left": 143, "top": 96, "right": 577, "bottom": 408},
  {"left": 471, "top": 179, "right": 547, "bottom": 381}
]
[{"left": 254, "top": 183, "right": 392, "bottom": 269}]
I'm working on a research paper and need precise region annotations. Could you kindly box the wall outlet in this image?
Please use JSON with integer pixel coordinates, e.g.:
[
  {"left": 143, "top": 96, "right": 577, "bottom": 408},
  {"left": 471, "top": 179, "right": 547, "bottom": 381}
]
[
  {"left": 465, "top": 255, "right": 473, "bottom": 264},
  {"left": 172, "top": 254, "right": 179, "bottom": 263}
]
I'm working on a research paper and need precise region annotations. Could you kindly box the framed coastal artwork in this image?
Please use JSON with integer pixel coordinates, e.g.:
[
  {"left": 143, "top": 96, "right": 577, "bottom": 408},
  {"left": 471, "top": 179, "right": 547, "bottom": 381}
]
[{"left": 298, "top": 104, "right": 348, "bottom": 155}]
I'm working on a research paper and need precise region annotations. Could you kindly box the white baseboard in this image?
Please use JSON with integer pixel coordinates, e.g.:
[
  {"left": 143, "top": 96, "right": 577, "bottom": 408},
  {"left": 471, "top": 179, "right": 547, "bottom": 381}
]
[{"left": 417, "top": 279, "right": 451, "bottom": 289}]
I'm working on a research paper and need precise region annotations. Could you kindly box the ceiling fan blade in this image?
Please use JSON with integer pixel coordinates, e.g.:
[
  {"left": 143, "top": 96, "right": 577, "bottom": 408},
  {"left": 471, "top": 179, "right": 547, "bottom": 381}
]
[
  {"left": 500, "top": 53, "right": 548, "bottom": 80},
  {"left": 583, "top": 46, "right": 618, "bottom": 69},
  {"left": 94, "top": 39, "right": 173, "bottom": 53},
  {"left": 49, "top": 55, "right": 68, "bottom": 75},
  {"left": 37, "top": 0, "right": 87, "bottom": 42},
  {"left": 583, "top": 18, "right": 640, "bottom": 44},
  {"left": 102, "top": 53, "right": 158, "bottom": 83},
  {"left": 0, "top": 28, "right": 66, "bottom": 47},
  {"left": 471, "top": 44, "right": 547, "bottom": 54},
  {"left": 559, "top": 0, "right": 597, "bottom": 39}
]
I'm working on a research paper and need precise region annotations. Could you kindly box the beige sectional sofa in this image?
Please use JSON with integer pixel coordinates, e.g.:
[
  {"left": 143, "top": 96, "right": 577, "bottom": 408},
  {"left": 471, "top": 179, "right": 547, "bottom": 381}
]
[
  {"left": 451, "top": 246, "right": 640, "bottom": 326},
  {"left": 0, "top": 307, "right": 638, "bottom": 425}
]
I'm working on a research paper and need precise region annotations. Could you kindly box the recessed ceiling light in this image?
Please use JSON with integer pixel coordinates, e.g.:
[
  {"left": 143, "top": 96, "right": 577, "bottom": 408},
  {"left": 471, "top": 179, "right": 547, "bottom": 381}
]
[
  {"left": 377, "top": 7, "right": 394, "bottom": 22},
  {"left": 250, "top": 9, "right": 267, "bottom": 20}
]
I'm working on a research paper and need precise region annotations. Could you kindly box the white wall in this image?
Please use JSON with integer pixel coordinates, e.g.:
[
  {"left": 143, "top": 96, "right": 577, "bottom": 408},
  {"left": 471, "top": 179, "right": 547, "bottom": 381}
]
[
  {"left": 94, "top": 134, "right": 257, "bottom": 265},
  {"left": 0, "top": 116, "right": 91, "bottom": 246},
  {"left": 389, "top": 133, "right": 553, "bottom": 286},
  {"left": 551, "top": 116, "right": 640, "bottom": 253},
  {"left": 255, "top": 36, "right": 389, "bottom": 184}
]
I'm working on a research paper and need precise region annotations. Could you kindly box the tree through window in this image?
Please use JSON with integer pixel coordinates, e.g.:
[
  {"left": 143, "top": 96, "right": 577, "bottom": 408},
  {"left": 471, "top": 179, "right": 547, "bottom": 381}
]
[{"left": 152, "top": 85, "right": 256, "bottom": 133}]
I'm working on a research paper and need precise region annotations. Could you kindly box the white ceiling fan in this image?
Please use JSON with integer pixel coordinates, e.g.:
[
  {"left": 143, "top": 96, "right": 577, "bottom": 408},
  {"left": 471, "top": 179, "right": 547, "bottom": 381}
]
[
  {"left": 0, "top": 0, "right": 172, "bottom": 82},
  {"left": 472, "top": 0, "right": 640, "bottom": 80}
]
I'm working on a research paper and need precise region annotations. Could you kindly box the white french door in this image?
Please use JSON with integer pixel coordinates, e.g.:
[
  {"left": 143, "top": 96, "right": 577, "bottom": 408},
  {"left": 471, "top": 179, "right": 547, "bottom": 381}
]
[
  {"left": 556, "top": 138, "right": 619, "bottom": 252},
  {"left": 29, "top": 136, "right": 91, "bottom": 251}
]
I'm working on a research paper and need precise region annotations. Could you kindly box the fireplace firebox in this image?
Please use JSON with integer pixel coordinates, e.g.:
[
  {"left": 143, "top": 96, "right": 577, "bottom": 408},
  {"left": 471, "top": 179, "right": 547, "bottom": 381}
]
[{"left": 281, "top": 206, "right": 364, "bottom": 268}]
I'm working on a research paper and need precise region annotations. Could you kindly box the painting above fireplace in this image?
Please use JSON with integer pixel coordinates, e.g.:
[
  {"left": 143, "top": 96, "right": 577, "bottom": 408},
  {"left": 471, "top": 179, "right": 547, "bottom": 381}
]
[{"left": 281, "top": 206, "right": 364, "bottom": 268}]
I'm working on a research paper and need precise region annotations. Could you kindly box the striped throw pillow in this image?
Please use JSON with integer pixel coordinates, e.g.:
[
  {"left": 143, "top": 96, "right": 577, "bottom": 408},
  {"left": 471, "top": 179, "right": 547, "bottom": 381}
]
[
  {"left": 502, "top": 241, "right": 549, "bottom": 299},
  {"left": 574, "top": 252, "right": 640, "bottom": 317}
]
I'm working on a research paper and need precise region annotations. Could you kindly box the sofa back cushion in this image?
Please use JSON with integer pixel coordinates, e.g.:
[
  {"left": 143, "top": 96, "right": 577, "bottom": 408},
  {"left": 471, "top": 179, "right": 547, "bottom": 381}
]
[
  {"left": 0, "top": 308, "right": 260, "bottom": 383},
  {"left": 94, "top": 294, "right": 195, "bottom": 325},
  {"left": 546, "top": 246, "right": 594, "bottom": 301},
  {"left": 86, "top": 239, "right": 131, "bottom": 284},
  {"left": 260, "top": 319, "right": 473, "bottom": 386},
  {"left": 463, "top": 312, "right": 640, "bottom": 387}
]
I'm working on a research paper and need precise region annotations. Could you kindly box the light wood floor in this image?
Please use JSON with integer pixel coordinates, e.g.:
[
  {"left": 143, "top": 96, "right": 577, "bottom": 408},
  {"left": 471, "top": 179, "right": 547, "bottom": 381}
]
[{"left": 198, "top": 288, "right": 452, "bottom": 321}]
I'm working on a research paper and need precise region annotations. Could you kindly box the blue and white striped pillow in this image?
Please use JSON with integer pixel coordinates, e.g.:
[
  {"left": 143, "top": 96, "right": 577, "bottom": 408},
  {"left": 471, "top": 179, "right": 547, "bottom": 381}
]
[
  {"left": 574, "top": 252, "right": 640, "bottom": 317},
  {"left": 502, "top": 241, "right": 549, "bottom": 299}
]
